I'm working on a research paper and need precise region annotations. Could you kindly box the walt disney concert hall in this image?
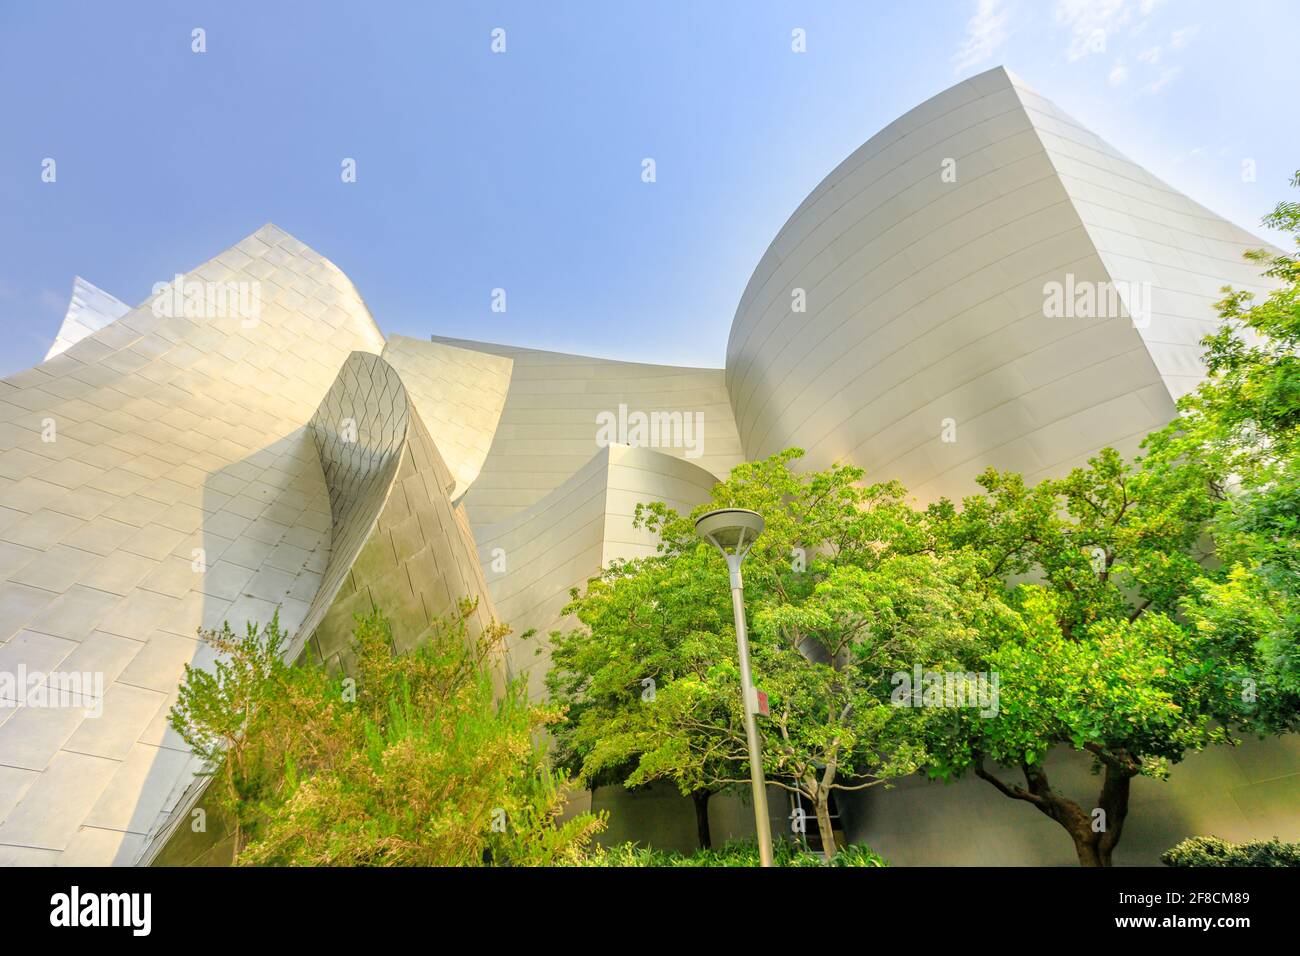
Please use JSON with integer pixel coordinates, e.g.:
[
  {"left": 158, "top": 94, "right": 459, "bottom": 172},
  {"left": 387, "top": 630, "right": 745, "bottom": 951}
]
[{"left": 0, "top": 68, "right": 1293, "bottom": 865}]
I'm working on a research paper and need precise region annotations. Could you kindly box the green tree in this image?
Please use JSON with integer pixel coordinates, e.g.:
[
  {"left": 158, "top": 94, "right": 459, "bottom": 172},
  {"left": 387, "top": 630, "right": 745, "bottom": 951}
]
[
  {"left": 913, "top": 433, "right": 1299, "bottom": 865},
  {"left": 552, "top": 451, "right": 1005, "bottom": 860},
  {"left": 171, "top": 601, "right": 604, "bottom": 865},
  {"left": 1143, "top": 170, "right": 1300, "bottom": 699},
  {"left": 910, "top": 173, "right": 1300, "bottom": 864},
  {"left": 547, "top": 550, "right": 739, "bottom": 848}
]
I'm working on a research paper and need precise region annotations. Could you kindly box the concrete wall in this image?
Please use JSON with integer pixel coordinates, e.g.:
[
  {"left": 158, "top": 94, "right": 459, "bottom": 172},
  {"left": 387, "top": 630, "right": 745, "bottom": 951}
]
[
  {"left": 583, "top": 780, "right": 788, "bottom": 855},
  {"left": 578, "top": 735, "right": 1300, "bottom": 865},
  {"left": 849, "top": 735, "right": 1300, "bottom": 866}
]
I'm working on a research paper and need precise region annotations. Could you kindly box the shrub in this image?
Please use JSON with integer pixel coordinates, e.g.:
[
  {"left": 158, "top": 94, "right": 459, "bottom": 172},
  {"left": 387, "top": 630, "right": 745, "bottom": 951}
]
[
  {"left": 1161, "top": 836, "right": 1300, "bottom": 867},
  {"left": 170, "top": 601, "right": 604, "bottom": 865},
  {"left": 581, "top": 839, "right": 887, "bottom": 867}
]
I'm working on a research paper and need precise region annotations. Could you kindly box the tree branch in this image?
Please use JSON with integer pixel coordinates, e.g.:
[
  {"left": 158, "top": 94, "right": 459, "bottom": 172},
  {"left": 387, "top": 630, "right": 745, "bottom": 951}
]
[{"left": 975, "top": 757, "right": 1048, "bottom": 807}]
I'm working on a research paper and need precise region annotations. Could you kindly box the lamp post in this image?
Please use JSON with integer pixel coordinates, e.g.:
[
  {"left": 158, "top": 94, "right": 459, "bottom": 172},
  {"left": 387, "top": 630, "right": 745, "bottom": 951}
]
[{"left": 695, "top": 508, "right": 773, "bottom": 868}]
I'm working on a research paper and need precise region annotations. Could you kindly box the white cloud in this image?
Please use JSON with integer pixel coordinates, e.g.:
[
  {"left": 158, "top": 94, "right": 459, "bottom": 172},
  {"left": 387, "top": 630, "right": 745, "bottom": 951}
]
[
  {"left": 952, "top": 0, "right": 1010, "bottom": 73},
  {"left": 1108, "top": 61, "right": 1129, "bottom": 86},
  {"left": 1170, "top": 25, "right": 1199, "bottom": 48},
  {"left": 1138, "top": 45, "right": 1161, "bottom": 63},
  {"left": 1142, "top": 64, "right": 1183, "bottom": 94},
  {"left": 1054, "top": 0, "right": 1167, "bottom": 60}
]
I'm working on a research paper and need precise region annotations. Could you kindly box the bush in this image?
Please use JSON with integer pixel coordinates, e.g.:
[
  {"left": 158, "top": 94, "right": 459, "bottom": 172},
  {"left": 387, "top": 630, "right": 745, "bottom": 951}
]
[
  {"left": 170, "top": 602, "right": 604, "bottom": 866},
  {"left": 581, "top": 839, "right": 887, "bottom": 867},
  {"left": 1161, "top": 836, "right": 1300, "bottom": 867}
]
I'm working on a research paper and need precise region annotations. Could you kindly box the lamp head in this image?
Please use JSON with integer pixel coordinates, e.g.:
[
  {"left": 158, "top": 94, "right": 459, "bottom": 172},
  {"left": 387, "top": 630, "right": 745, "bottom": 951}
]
[{"left": 694, "top": 508, "right": 765, "bottom": 561}]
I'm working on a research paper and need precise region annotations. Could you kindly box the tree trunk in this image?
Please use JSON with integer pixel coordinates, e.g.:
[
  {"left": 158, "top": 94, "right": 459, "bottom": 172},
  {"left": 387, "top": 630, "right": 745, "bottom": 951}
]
[
  {"left": 1023, "top": 763, "right": 1103, "bottom": 866},
  {"left": 1045, "top": 761, "right": 1134, "bottom": 867},
  {"left": 1096, "top": 762, "right": 1133, "bottom": 867},
  {"left": 1065, "top": 817, "right": 1104, "bottom": 867},
  {"left": 813, "top": 793, "right": 837, "bottom": 862},
  {"left": 691, "top": 790, "right": 712, "bottom": 850},
  {"left": 977, "top": 757, "right": 1135, "bottom": 867},
  {"left": 812, "top": 756, "right": 841, "bottom": 862}
]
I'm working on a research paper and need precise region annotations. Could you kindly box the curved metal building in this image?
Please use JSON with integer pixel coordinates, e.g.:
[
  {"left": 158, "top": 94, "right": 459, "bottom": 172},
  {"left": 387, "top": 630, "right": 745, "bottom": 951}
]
[
  {"left": 0, "top": 68, "right": 1294, "bottom": 865},
  {"left": 727, "top": 67, "right": 1276, "bottom": 502}
]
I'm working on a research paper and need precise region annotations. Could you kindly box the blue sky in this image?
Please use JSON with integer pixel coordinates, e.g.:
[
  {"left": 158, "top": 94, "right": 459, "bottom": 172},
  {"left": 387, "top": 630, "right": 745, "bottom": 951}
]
[{"left": 1, "top": 0, "right": 1296, "bottom": 378}]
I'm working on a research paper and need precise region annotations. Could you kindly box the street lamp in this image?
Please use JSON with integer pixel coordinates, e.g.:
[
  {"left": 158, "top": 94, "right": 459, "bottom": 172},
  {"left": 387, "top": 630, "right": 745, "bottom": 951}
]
[{"left": 695, "top": 507, "right": 774, "bottom": 868}]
